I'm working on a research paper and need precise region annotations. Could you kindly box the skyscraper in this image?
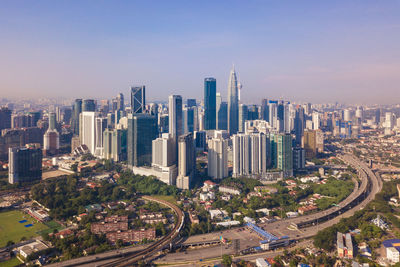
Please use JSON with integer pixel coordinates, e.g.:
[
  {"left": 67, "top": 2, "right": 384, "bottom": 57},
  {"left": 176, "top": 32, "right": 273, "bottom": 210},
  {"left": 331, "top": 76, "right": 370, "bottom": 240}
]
[
  {"left": 79, "top": 111, "right": 96, "bottom": 154},
  {"left": 228, "top": 66, "right": 239, "bottom": 135},
  {"left": 117, "top": 93, "right": 124, "bottom": 111},
  {"left": 43, "top": 112, "right": 59, "bottom": 156},
  {"left": 207, "top": 135, "right": 228, "bottom": 179},
  {"left": 231, "top": 133, "right": 269, "bottom": 178},
  {"left": 0, "top": 107, "right": 12, "bottom": 131},
  {"left": 168, "top": 95, "right": 183, "bottom": 140},
  {"left": 204, "top": 77, "right": 216, "bottom": 130},
  {"left": 82, "top": 99, "right": 96, "bottom": 112},
  {"left": 217, "top": 99, "right": 228, "bottom": 131},
  {"left": 9, "top": 145, "right": 42, "bottom": 184},
  {"left": 274, "top": 133, "right": 293, "bottom": 177},
  {"left": 48, "top": 112, "right": 56, "bottom": 130},
  {"left": 176, "top": 133, "right": 195, "bottom": 189},
  {"left": 239, "top": 104, "right": 248, "bottom": 133},
  {"left": 183, "top": 107, "right": 195, "bottom": 133},
  {"left": 187, "top": 99, "right": 197, "bottom": 108},
  {"left": 294, "top": 106, "right": 305, "bottom": 146},
  {"left": 73, "top": 99, "right": 82, "bottom": 135},
  {"left": 131, "top": 86, "right": 146, "bottom": 114},
  {"left": 127, "top": 114, "right": 158, "bottom": 167},
  {"left": 261, "top": 99, "right": 269, "bottom": 122},
  {"left": 152, "top": 133, "right": 177, "bottom": 185}
]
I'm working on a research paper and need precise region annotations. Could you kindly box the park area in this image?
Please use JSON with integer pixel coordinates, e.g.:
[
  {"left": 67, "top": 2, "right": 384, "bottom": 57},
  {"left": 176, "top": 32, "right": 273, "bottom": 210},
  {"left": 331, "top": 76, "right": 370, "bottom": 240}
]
[{"left": 0, "top": 210, "right": 51, "bottom": 247}]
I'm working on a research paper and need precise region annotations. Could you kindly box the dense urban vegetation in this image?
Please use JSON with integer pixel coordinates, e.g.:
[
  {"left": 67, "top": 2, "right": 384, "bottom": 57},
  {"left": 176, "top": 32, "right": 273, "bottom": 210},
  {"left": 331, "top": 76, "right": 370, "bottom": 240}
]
[{"left": 314, "top": 180, "right": 400, "bottom": 263}]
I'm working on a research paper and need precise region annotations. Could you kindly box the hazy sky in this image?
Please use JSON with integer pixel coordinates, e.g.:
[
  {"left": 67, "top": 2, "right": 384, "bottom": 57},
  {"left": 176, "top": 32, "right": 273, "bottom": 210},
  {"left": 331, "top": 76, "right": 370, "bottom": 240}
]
[{"left": 1, "top": 1, "right": 400, "bottom": 104}]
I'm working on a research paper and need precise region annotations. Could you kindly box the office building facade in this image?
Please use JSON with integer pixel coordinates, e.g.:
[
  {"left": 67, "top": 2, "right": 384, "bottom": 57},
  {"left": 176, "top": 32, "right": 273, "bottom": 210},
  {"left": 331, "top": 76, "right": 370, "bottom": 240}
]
[{"left": 204, "top": 77, "right": 216, "bottom": 130}]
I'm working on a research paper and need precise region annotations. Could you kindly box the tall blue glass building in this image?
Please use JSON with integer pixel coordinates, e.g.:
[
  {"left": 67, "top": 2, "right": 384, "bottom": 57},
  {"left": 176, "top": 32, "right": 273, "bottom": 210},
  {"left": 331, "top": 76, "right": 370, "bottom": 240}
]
[{"left": 204, "top": 78, "right": 216, "bottom": 130}]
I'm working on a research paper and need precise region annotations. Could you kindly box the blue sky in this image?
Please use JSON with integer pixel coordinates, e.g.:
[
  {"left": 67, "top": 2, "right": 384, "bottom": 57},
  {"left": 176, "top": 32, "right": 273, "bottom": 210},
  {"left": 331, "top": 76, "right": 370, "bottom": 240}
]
[{"left": 1, "top": 1, "right": 400, "bottom": 104}]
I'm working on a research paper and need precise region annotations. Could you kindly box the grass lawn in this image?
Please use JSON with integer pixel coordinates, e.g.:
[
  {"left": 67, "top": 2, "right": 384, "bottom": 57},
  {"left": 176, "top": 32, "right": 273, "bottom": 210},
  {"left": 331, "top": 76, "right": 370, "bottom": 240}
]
[
  {"left": 37, "top": 220, "right": 64, "bottom": 235},
  {"left": 0, "top": 210, "right": 49, "bottom": 247},
  {"left": 152, "top": 195, "right": 177, "bottom": 205},
  {"left": 0, "top": 257, "right": 22, "bottom": 267}
]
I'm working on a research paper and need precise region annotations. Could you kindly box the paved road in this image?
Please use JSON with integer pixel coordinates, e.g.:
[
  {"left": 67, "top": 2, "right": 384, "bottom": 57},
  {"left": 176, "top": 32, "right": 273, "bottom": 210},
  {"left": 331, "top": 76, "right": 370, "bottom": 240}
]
[{"left": 155, "top": 154, "right": 382, "bottom": 265}]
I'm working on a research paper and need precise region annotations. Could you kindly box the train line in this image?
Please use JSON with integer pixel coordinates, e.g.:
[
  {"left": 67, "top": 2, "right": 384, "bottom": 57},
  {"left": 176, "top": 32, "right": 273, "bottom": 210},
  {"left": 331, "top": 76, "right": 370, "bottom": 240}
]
[{"left": 99, "top": 196, "right": 184, "bottom": 267}]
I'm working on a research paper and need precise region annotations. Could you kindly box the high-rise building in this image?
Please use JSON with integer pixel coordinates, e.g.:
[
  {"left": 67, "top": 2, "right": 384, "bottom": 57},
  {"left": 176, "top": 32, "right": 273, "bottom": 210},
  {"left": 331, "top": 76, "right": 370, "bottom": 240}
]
[
  {"left": 43, "top": 129, "right": 59, "bottom": 156},
  {"left": 82, "top": 99, "right": 96, "bottom": 112},
  {"left": 375, "top": 108, "right": 381, "bottom": 124},
  {"left": 204, "top": 77, "right": 216, "bottom": 130},
  {"left": 183, "top": 107, "right": 195, "bottom": 133},
  {"left": 232, "top": 133, "right": 269, "bottom": 178},
  {"left": 217, "top": 101, "right": 228, "bottom": 130},
  {"left": 261, "top": 99, "right": 269, "bottom": 122},
  {"left": 94, "top": 117, "right": 107, "bottom": 156},
  {"left": 294, "top": 106, "right": 305, "bottom": 146},
  {"left": 79, "top": 111, "right": 96, "bottom": 154},
  {"left": 247, "top": 105, "right": 259, "bottom": 121},
  {"left": 303, "top": 129, "right": 323, "bottom": 159},
  {"left": 194, "top": 131, "right": 206, "bottom": 151},
  {"left": 176, "top": 133, "right": 195, "bottom": 189},
  {"left": 268, "top": 101, "right": 278, "bottom": 130},
  {"left": 207, "top": 135, "right": 228, "bottom": 179},
  {"left": 43, "top": 114, "right": 59, "bottom": 156},
  {"left": 152, "top": 133, "right": 177, "bottom": 185},
  {"left": 48, "top": 112, "right": 56, "bottom": 130},
  {"left": 103, "top": 128, "right": 127, "bottom": 162},
  {"left": 228, "top": 66, "right": 239, "bottom": 135},
  {"left": 117, "top": 93, "right": 124, "bottom": 111},
  {"left": 274, "top": 133, "right": 293, "bottom": 177},
  {"left": 127, "top": 114, "right": 158, "bottom": 167},
  {"left": 187, "top": 99, "right": 196, "bottom": 108},
  {"left": 131, "top": 86, "right": 146, "bottom": 114},
  {"left": 239, "top": 104, "right": 248, "bottom": 133},
  {"left": 168, "top": 95, "right": 183, "bottom": 139},
  {"left": 9, "top": 145, "right": 42, "bottom": 184},
  {"left": 28, "top": 112, "right": 41, "bottom": 127},
  {"left": 73, "top": 99, "right": 82, "bottom": 134},
  {"left": 0, "top": 107, "right": 12, "bottom": 131},
  {"left": 343, "top": 109, "right": 351, "bottom": 122},
  {"left": 292, "top": 147, "right": 305, "bottom": 170},
  {"left": 312, "top": 112, "right": 320, "bottom": 130}
]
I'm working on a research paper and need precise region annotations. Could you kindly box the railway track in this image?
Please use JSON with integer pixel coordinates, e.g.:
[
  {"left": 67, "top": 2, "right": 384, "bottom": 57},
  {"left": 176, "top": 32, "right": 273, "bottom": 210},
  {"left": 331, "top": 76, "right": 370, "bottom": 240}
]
[{"left": 99, "top": 196, "right": 184, "bottom": 267}]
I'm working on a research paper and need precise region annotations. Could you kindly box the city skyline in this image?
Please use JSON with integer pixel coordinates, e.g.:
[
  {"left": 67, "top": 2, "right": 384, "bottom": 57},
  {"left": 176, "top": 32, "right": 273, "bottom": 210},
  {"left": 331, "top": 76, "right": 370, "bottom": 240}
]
[{"left": 1, "top": 1, "right": 400, "bottom": 104}]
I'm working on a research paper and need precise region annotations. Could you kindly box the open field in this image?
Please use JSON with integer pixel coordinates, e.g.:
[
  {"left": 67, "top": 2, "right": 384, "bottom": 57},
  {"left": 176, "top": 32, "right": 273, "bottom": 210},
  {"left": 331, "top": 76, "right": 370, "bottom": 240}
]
[
  {"left": 151, "top": 195, "right": 177, "bottom": 205},
  {"left": 0, "top": 210, "right": 48, "bottom": 247},
  {"left": 1, "top": 257, "right": 22, "bottom": 267}
]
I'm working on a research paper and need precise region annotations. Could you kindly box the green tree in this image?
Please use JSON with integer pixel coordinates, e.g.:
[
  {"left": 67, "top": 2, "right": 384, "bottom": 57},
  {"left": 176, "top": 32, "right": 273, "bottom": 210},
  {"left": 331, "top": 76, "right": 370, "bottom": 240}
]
[{"left": 222, "top": 254, "right": 232, "bottom": 267}]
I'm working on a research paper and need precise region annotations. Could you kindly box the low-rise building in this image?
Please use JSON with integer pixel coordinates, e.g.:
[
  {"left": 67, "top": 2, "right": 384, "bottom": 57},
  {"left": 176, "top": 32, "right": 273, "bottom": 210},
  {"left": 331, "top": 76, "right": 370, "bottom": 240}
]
[
  {"left": 17, "top": 240, "right": 48, "bottom": 259},
  {"left": 337, "top": 232, "right": 354, "bottom": 259},
  {"left": 219, "top": 185, "right": 241, "bottom": 195},
  {"left": 139, "top": 212, "right": 167, "bottom": 225},
  {"left": 106, "top": 228, "right": 155, "bottom": 244}
]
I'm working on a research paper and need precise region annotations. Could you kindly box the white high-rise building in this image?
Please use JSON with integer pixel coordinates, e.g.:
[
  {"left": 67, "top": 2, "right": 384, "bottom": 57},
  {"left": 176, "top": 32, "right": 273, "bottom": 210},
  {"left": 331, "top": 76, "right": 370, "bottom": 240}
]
[
  {"left": 355, "top": 106, "right": 363, "bottom": 120},
  {"left": 312, "top": 112, "right": 320, "bottom": 130},
  {"left": 152, "top": 134, "right": 176, "bottom": 167},
  {"left": 176, "top": 133, "right": 195, "bottom": 189},
  {"left": 232, "top": 133, "right": 269, "bottom": 178},
  {"left": 269, "top": 103, "right": 277, "bottom": 130},
  {"left": 385, "top": 112, "right": 396, "bottom": 129},
  {"left": 80, "top": 111, "right": 96, "bottom": 154},
  {"left": 228, "top": 66, "right": 239, "bottom": 135},
  {"left": 207, "top": 135, "right": 228, "bottom": 179},
  {"left": 151, "top": 133, "right": 177, "bottom": 185},
  {"left": 168, "top": 95, "right": 183, "bottom": 140},
  {"left": 94, "top": 117, "right": 107, "bottom": 157},
  {"left": 284, "top": 103, "right": 291, "bottom": 133},
  {"left": 343, "top": 109, "right": 351, "bottom": 122}
]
